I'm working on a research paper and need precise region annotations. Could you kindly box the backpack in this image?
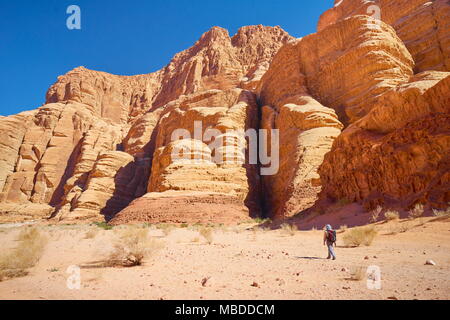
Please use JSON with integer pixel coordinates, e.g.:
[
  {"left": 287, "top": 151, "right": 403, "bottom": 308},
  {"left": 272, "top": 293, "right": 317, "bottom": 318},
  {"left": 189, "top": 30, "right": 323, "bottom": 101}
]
[{"left": 327, "top": 230, "right": 337, "bottom": 243}]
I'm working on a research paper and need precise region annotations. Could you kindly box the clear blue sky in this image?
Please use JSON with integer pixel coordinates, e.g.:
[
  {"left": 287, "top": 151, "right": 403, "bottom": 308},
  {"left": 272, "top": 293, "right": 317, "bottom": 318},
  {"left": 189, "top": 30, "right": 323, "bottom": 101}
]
[{"left": 0, "top": 0, "right": 332, "bottom": 116}]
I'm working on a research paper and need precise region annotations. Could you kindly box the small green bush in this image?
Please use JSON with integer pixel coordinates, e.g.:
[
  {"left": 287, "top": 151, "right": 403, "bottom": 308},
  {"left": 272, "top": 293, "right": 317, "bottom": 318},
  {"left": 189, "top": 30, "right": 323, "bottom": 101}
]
[{"left": 94, "top": 222, "right": 113, "bottom": 230}]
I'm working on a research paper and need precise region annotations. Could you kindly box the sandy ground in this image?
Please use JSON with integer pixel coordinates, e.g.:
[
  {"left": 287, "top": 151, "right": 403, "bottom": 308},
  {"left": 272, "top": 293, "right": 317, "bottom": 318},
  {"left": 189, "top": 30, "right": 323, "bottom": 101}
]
[{"left": 0, "top": 217, "right": 449, "bottom": 300}]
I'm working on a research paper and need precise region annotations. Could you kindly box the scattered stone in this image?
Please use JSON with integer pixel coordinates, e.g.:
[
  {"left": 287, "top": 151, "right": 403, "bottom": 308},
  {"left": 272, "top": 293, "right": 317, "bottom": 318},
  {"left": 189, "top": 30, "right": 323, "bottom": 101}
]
[
  {"left": 201, "top": 277, "right": 211, "bottom": 287},
  {"left": 251, "top": 282, "right": 260, "bottom": 288},
  {"left": 387, "top": 296, "right": 398, "bottom": 300},
  {"left": 341, "top": 268, "right": 349, "bottom": 272},
  {"left": 364, "top": 256, "right": 370, "bottom": 260},
  {"left": 425, "top": 260, "right": 436, "bottom": 266}
]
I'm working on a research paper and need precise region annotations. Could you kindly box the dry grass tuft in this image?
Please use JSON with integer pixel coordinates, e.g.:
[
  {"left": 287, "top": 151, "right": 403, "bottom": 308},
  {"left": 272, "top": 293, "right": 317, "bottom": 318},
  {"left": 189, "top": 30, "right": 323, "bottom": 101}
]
[
  {"left": 388, "top": 221, "right": 413, "bottom": 235},
  {"left": 432, "top": 207, "right": 450, "bottom": 218},
  {"left": 342, "top": 226, "right": 377, "bottom": 247},
  {"left": 370, "top": 206, "right": 383, "bottom": 223},
  {"left": 199, "top": 227, "right": 214, "bottom": 244},
  {"left": 158, "top": 224, "right": 176, "bottom": 236},
  {"left": 17, "top": 226, "right": 41, "bottom": 242},
  {"left": 0, "top": 227, "right": 48, "bottom": 281},
  {"left": 87, "top": 229, "right": 164, "bottom": 268},
  {"left": 84, "top": 229, "right": 99, "bottom": 239},
  {"left": 348, "top": 266, "right": 365, "bottom": 281},
  {"left": 280, "top": 223, "right": 297, "bottom": 236},
  {"left": 409, "top": 204, "right": 424, "bottom": 219},
  {"left": 384, "top": 210, "right": 400, "bottom": 221}
]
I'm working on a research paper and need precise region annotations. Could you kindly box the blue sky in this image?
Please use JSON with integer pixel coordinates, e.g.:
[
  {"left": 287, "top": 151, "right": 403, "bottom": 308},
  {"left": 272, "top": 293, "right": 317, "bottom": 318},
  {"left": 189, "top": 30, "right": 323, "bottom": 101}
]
[{"left": 0, "top": 0, "right": 333, "bottom": 116}]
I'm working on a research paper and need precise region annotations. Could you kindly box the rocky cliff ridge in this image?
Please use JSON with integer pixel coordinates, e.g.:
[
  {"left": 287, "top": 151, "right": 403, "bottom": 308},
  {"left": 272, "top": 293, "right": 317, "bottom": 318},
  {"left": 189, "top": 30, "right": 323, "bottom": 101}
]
[{"left": 0, "top": 0, "right": 449, "bottom": 224}]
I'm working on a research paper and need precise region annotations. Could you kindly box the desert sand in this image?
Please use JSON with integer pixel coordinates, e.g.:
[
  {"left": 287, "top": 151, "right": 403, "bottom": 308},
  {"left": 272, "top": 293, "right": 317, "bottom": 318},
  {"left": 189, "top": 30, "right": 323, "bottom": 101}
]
[{"left": 0, "top": 216, "right": 449, "bottom": 300}]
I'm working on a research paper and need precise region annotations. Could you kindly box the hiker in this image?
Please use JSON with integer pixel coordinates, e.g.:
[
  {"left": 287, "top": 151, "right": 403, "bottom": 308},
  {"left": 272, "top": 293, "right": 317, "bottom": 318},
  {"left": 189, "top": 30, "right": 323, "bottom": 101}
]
[{"left": 323, "top": 224, "right": 337, "bottom": 260}]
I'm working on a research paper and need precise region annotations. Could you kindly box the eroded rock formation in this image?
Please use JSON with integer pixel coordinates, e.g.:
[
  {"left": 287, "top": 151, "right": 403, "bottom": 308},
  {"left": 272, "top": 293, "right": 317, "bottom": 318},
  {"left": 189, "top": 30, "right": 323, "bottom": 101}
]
[
  {"left": 319, "top": 72, "right": 450, "bottom": 210},
  {"left": 0, "top": 25, "right": 291, "bottom": 223},
  {"left": 318, "top": 0, "right": 450, "bottom": 73},
  {"left": 1, "top": 1, "right": 449, "bottom": 224}
]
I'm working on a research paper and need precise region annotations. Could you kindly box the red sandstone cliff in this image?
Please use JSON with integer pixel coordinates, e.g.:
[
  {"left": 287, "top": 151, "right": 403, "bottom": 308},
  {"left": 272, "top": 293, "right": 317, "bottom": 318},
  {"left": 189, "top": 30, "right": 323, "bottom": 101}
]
[{"left": 0, "top": 0, "right": 449, "bottom": 224}]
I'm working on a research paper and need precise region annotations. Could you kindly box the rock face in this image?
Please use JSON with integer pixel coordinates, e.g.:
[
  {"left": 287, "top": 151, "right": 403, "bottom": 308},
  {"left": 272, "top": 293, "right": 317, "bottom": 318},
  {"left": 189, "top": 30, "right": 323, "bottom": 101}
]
[
  {"left": 133, "top": 88, "right": 262, "bottom": 222},
  {"left": 256, "top": 14, "right": 415, "bottom": 218},
  {"left": 303, "top": 2, "right": 450, "bottom": 212},
  {"left": 0, "top": 25, "right": 291, "bottom": 223},
  {"left": 257, "top": 38, "right": 344, "bottom": 218},
  {"left": 318, "top": 0, "right": 450, "bottom": 73},
  {"left": 110, "top": 191, "right": 250, "bottom": 225},
  {"left": 319, "top": 72, "right": 450, "bottom": 210},
  {"left": 1, "top": 1, "right": 449, "bottom": 224}
]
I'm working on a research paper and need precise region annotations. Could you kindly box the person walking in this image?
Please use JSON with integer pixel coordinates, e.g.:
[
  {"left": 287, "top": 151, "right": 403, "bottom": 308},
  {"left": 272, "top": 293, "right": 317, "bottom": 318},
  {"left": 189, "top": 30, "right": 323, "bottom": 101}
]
[{"left": 323, "top": 224, "right": 337, "bottom": 260}]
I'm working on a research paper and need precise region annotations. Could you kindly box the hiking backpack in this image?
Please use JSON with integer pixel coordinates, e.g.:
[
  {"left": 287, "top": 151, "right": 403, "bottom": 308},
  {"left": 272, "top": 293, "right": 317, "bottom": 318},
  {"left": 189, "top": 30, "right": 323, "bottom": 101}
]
[{"left": 327, "top": 230, "right": 337, "bottom": 243}]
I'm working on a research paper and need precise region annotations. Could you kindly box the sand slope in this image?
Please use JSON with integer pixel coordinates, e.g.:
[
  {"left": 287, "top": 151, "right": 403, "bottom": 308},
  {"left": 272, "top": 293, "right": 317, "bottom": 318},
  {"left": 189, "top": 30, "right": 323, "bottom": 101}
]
[{"left": 0, "top": 217, "right": 449, "bottom": 300}]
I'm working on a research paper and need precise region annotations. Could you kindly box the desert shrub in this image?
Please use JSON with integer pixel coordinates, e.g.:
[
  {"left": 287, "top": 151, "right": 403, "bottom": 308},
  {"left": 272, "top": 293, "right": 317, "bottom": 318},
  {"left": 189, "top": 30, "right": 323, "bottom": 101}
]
[
  {"left": 17, "top": 226, "right": 41, "bottom": 242},
  {"left": 84, "top": 229, "right": 98, "bottom": 239},
  {"left": 342, "top": 226, "right": 377, "bottom": 247},
  {"left": 188, "top": 223, "right": 203, "bottom": 232},
  {"left": 216, "top": 223, "right": 228, "bottom": 232},
  {"left": 0, "top": 227, "right": 48, "bottom": 281},
  {"left": 409, "top": 204, "right": 424, "bottom": 219},
  {"left": 432, "top": 207, "right": 450, "bottom": 217},
  {"left": 94, "top": 222, "right": 113, "bottom": 230},
  {"left": 388, "top": 222, "right": 412, "bottom": 235},
  {"left": 280, "top": 223, "right": 297, "bottom": 236},
  {"left": 158, "top": 224, "right": 176, "bottom": 236},
  {"left": 349, "top": 266, "right": 365, "bottom": 281},
  {"left": 253, "top": 217, "right": 271, "bottom": 224},
  {"left": 103, "top": 229, "right": 164, "bottom": 267},
  {"left": 253, "top": 225, "right": 269, "bottom": 232},
  {"left": 370, "top": 206, "right": 383, "bottom": 223},
  {"left": 384, "top": 210, "right": 400, "bottom": 221},
  {"left": 199, "top": 227, "right": 214, "bottom": 244}
]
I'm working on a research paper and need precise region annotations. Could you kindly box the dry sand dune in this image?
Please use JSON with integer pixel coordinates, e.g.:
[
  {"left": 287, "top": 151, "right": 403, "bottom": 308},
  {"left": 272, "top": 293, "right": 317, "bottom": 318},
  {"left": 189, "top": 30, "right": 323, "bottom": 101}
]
[{"left": 0, "top": 216, "right": 449, "bottom": 300}]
